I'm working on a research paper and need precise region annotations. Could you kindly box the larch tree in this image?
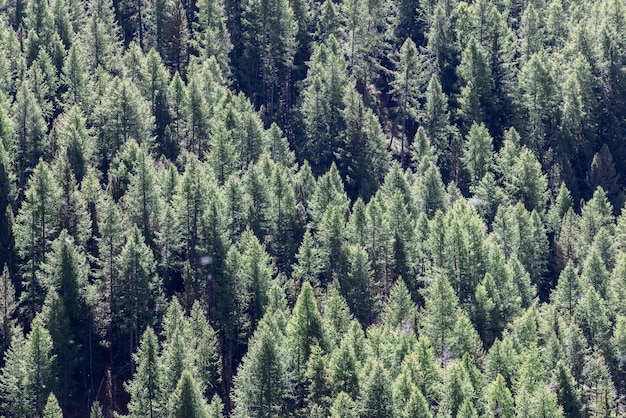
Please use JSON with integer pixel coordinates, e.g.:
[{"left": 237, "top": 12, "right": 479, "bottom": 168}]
[
  {"left": 361, "top": 361, "right": 394, "bottom": 418},
  {"left": 125, "top": 326, "right": 164, "bottom": 418},
  {"left": 484, "top": 374, "right": 514, "bottom": 418},
  {"left": 167, "top": 370, "right": 210, "bottom": 418},
  {"left": 42, "top": 392, "right": 63, "bottom": 418},
  {"left": 25, "top": 316, "right": 57, "bottom": 417},
  {"left": 13, "top": 80, "right": 47, "bottom": 186},
  {"left": 0, "top": 326, "right": 29, "bottom": 417},
  {"left": 300, "top": 37, "right": 349, "bottom": 176},
  {"left": 390, "top": 37, "right": 421, "bottom": 165},
  {"left": 39, "top": 230, "right": 92, "bottom": 410},
  {"left": 286, "top": 281, "right": 325, "bottom": 383},
  {"left": 338, "top": 86, "right": 389, "bottom": 201},
  {"left": 232, "top": 315, "right": 290, "bottom": 418},
  {"left": 420, "top": 271, "right": 460, "bottom": 361},
  {"left": 15, "top": 161, "right": 60, "bottom": 320},
  {"left": 192, "top": 0, "right": 232, "bottom": 75},
  {"left": 116, "top": 225, "right": 163, "bottom": 370},
  {"left": 241, "top": 0, "right": 297, "bottom": 120}
]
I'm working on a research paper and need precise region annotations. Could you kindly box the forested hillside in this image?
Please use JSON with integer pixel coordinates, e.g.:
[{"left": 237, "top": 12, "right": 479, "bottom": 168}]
[{"left": 0, "top": 0, "right": 626, "bottom": 416}]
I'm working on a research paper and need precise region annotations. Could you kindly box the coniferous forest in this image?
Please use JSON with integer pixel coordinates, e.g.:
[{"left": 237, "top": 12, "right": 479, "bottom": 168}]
[{"left": 2, "top": 0, "right": 626, "bottom": 416}]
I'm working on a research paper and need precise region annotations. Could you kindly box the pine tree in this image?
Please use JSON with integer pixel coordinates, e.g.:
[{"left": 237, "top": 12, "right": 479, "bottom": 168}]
[
  {"left": 124, "top": 146, "right": 161, "bottom": 247},
  {"left": 329, "top": 392, "right": 357, "bottom": 418},
  {"left": 402, "top": 388, "right": 431, "bottom": 418},
  {"left": 24, "top": 0, "right": 55, "bottom": 57},
  {"left": 551, "top": 262, "right": 581, "bottom": 318},
  {"left": 94, "top": 78, "right": 155, "bottom": 171},
  {"left": 582, "top": 348, "right": 616, "bottom": 416},
  {"left": 316, "top": 0, "right": 340, "bottom": 41},
  {"left": 39, "top": 230, "right": 91, "bottom": 409},
  {"left": 268, "top": 163, "right": 296, "bottom": 274},
  {"left": 59, "top": 106, "right": 93, "bottom": 183},
  {"left": 422, "top": 74, "right": 452, "bottom": 175},
  {"left": 90, "top": 401, "right": 104, "bottom": 418},
  {"left": 458, "top": 37, "right": 494, "bottom": 129},
  {"left": 187, "top": 302, "right": 221, "bottom": 399},
  {"left": 84, "top": 0, "right": 122, "bottom": 71},
  {"left": 441, "top": 359, "right": 475, "bottom": 417},
  {"left": 166, "top": 0, "right": 189, "bottom": 74},
  {"left": 502, "top": 147, "right": 549, "bottom": 214},
  {"left": 185, "top": 74, "right": 209, "bottom": 156},
  {"left": 578, "top": 187, "right": 614, "bottom": 260},
  {"left": 426, "top": 4, "right": 457, "bottom": 95},
  {"left": 241, "top": 0, "right": 297, "bottom": 119},
  {"left": 519, "top": 3, "right": 542, "bottom": 62},
  {"left": 160, "top": 297, "right": 191, "bottom": 398},
  {"left": 237, "top": 229, "right": 272, "bottom": 336},
  {"left": 518, "top": 50, "right": 559, "bottom": 154},
  {"left": 321, "top": 283, "right": 353, "bottom": 349},
  {"left": 309, "top": 162, "right": 349, "bottom": 225},
  {"left": 382, "top": 278, "right": 415, "bottom": 331},
  {"left": 0, "top": 114, "right": 15, "bottom": 273},
  {"left": 317, "top": 204, "right": 350, "bottom": 284},
  {"left": 207, "top": 395, "right": 224, "bottom": 418},
  {"left": 328, "top": 338, "right": 359, "bottom": 399},
  {"left": 206, "top": 120, "right": 237, "bottom": 185},
  {"left": 580, "top": 247, "right": 611, "bottom": 300},
  {"left": 143, "top": 49, "right": 173, "bottom": 158},
  {"left": 54, "top": 155, "right": 92, "bottom": 249}
]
